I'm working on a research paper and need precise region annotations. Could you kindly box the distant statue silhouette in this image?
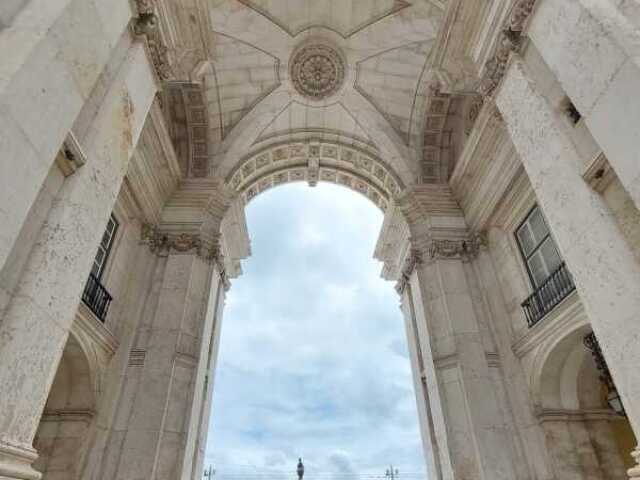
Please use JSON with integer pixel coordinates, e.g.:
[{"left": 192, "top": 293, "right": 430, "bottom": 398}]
[{"left": 297, "top": 458, "right": 304, "bottom": 480}]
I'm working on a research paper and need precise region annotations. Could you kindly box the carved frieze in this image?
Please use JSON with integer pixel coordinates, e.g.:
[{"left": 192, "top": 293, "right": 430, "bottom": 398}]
[
  {"left": 477, "top": 0, "right": 538, "bottom": 97},
  {"left": 133, "top": 0, "right": 174, "bottom": 81},
  {"left": 140, "top": 225, "right": 231, "bottom": 289},
  {"left": 430, "top": 232, "right": 486, "bottom": 259}
]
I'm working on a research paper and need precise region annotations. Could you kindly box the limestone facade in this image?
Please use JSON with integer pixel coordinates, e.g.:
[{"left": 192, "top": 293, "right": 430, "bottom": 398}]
[{"left": 1, "top": 1, "right": 640, "bottom": 479}]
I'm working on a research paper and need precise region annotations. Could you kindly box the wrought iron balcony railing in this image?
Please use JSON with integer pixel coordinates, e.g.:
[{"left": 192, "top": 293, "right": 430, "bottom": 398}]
[
  {"left": 521, "top": 262, "right": 576, "bottom": 328},
  {"left": 82, "top": 273, "right": 113, "bottom": 322}
]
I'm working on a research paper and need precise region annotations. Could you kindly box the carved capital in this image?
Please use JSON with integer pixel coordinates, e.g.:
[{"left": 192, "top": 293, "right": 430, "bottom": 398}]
[
  {"left": 395, "top": 249, "right": 422, "bottom": 295},
  {"left": 141, "top": 225, "right": 212, "bottom": 259},
  {"left": 477, "top": 0, "right": 538, "bottom": 97},
  {"left": 428, "top": 239, "right": 473, "bottom": 260},
  {"left": 132, "top": 0, "right": 174, "bottom": 81}
]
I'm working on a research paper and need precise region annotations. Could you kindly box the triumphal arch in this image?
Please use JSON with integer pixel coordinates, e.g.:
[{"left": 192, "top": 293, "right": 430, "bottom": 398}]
[{"left": 1, "top": 0, "right": 640, "bottom": 478}]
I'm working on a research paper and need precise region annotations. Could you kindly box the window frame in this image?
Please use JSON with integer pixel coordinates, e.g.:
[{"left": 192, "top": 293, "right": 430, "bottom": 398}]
[
  {"left": 91, "top": 214, "right": 119, "bottom": 280},
  {"left": 514, "top": 204, "right": 562, "bottom": 290}
]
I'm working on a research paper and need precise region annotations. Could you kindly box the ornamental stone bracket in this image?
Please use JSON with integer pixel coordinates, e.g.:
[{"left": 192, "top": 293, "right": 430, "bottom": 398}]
[
  {"left": 141, "top": 224, "right": 231, "bottom": 289},
  {"left": 395, "top": 249, "right": 422, "bottom": 295},
  {"left": 477, "top": 0, "right": 538, "bottom": 97},
  {"left": 132, "top": 0, "right": 174, "bottom": 81}
]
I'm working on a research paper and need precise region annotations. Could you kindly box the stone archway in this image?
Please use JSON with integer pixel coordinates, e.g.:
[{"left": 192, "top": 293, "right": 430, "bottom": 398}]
[
  {"left": 225, "top": 140, "right": 405, "bottom": 212},
  {"left": 532, "top": 324, "right": 634, "bottom": 478},
  {"left": 33, "top": 333, "right": 96, "bottom": 480}
]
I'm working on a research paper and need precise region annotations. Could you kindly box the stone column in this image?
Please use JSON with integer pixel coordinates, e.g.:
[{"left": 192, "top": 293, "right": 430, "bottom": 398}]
[
  {"left": 0, "top": 0, "right": 134, "bottom": 273},
  {"left": 182, "top": 259, "right": 228, "bottom": 480},
  {"left": 190, "top": 282, "right": 226, "bottom": 480},
  {"left": 496, "top": 54, "right": 640, "bottom": 477},
  {"left": 525, "top": 0, "right": 640, "bottom": 209},
  {"left": 0, "top": 39, "right": 156, "bottom": 479},
  {"left": 404, "top": 238, "right": 518, "bottom": 480},
  {"left": 112, "top": 233, "right": 224, "bottom": 480},
  {"left": 472, "top": 234, "right": 555, "bottom": 479},
  {"left": 398, "top": 273, "right": 443, "bottom": 480}
]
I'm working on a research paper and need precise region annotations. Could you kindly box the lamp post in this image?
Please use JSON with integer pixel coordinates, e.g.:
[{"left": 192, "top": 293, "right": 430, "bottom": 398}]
[
  {"left": 385, "top": 466, "right": 399, "bottom": 480},
  {"left": 204, "top": 465, "right": 215, "bottom": 479}
]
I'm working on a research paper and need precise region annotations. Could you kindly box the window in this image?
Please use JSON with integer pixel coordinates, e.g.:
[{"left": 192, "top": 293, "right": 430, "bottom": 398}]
[
  {"left": 91, "top": 215, "right": 118, "bottom": 279},
  {"left": 515, "top": 205, "right": 562, "bottom": 288}
]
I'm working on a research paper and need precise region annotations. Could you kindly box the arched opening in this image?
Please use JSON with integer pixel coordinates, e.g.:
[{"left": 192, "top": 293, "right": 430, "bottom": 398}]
[
  {"left": 206, "top": 182, "right": 425, "bottom": 477},
  {"left": 535, "top": 325, "right": 636, "bottom": 477},
  {"left": 33, "top": 333, "right": 96, "bottom": 479}
]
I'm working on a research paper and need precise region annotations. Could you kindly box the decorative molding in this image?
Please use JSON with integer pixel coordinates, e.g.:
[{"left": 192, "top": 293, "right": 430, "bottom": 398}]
[
  {"left": 536, "top": 408, "right": 621, "bottom": 424},
  {"left": 140, "top": 225, "right": 231, "bottom": 289},
  {"left": 395, "top": 249, "right": 422, "bottom": 294},
  {"left": 477, "top": 0, "right": 537, "bottom": 97},
  {"left": 428, "top": 238, "right": 480, "bottom": 260},
  {"left": 132, "top": 0, "right": 174, "bottom": 81},
  {"left": 73, "top": 303, "right": 119, "bottom": 395},
  {"left": 40, "top": 410, "right": 95, "bottom": 423},
  {"left": 227, "top": 140, "right": 403, "bottom": 211},
  {"left": 290, "top": 43, "right": 345, "bottom": 100}
]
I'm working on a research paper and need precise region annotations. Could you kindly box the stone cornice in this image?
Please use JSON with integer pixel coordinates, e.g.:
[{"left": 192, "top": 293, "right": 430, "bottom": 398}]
[
  {"left": 477, "top": 0, "right": 537, "bottom": 97},
  {"left": 536, "top": 408, "right": 622, "bottom": 424}
]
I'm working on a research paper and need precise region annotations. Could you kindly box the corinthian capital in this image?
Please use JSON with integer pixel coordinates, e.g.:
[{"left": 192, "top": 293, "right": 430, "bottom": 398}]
[
  {"left": 141, "top": 225, "right": 218, "bottom": 261},
  {"left": 395, "top": 249, "right": 423, "bottom": 294}
]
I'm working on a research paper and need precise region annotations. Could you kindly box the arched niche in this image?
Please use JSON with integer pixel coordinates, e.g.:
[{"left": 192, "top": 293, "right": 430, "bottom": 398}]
[
  {"left": 33, "top": 333, "right": 96, "bottom": 479},
  {"left": 532, "top": 324, "right": 635, "bottom": 476}
]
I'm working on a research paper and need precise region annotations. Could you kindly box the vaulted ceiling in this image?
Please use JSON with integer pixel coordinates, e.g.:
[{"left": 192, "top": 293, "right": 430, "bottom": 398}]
[{"left": 155, "top": 0, "right": 455, "bottom": 189}]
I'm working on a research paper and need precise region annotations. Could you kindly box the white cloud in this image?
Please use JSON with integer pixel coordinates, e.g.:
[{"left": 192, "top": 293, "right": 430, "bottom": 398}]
[{"left": 206, "top": 184, "right": 426, "bottom": 480}]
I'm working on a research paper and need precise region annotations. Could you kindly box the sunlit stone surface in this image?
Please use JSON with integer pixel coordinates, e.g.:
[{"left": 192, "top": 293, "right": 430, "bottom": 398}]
[{"left": 1, "top": 0, "right": 640, "bottom": 479}]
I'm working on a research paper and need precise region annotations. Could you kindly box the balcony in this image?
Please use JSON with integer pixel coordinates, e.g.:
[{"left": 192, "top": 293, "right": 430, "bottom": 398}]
[
  {"left": 82, "top": 273, "right": 113, "bottom": 322},
  {"left": 521, "top": 262, "right": 576, "bottom": 328}
]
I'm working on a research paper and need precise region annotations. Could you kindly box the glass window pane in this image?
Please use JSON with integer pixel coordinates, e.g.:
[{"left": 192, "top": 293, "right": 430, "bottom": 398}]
[
  {"left": 540, "top": 237, "right": 562, "bottom": 273},
  {"left": 517, "top": 224, "right": 536, "bottom": 257},
  {"left": 529, "top": 208, "right": 549, "bottom": 244},
  {"left": 528, "top": 251, "right": 549, "bottom": 287}
]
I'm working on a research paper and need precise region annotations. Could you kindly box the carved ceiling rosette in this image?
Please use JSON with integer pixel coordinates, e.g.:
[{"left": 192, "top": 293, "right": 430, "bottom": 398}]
[{"left": 289, "top": 43, "right": 346, "bottom": 100}]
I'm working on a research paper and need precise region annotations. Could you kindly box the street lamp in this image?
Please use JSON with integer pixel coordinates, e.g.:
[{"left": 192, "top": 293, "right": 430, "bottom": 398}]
[
  {"left": 385, "top": 466, "right": 399, "bottom": 480},
  {"left": 583, "top": 332, "right": 626, "bottom": 416}
]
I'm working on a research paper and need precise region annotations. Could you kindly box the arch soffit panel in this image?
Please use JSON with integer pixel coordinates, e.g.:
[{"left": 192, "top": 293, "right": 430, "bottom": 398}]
[{"left": 225, "top": 140, "right": 406, "bottom": 212}]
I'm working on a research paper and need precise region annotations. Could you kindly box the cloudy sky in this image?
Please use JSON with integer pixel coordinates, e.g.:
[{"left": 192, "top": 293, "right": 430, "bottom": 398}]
[{"left": 205, "top": 183, "right": 426, "bottom": 480}]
